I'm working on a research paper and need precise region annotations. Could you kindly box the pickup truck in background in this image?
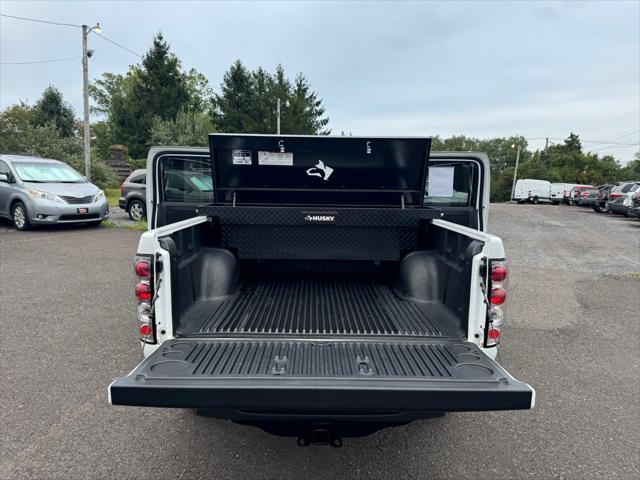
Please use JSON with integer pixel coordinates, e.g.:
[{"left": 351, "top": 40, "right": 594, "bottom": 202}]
[{"left": 109, "top": 134, "right": 534, "bottom": 445}]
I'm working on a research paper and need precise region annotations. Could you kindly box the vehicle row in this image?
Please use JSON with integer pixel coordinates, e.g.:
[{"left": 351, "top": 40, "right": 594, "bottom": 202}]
[
  {"left": 513, "top": 178, "right": 640, "bottom": 217},
  {"left": 572, "top": 182, "right": 640, "bottom": 218}
]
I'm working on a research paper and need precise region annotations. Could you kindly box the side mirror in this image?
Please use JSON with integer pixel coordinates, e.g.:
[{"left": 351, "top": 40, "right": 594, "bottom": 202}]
[{"left": 0, "top": 173, "right": 9, "bottom": 183}]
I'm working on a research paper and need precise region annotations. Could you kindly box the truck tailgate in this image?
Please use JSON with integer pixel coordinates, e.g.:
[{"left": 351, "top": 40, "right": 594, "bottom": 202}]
[{"left": 110, "top": 338, "right": 534, "bottom": 411}]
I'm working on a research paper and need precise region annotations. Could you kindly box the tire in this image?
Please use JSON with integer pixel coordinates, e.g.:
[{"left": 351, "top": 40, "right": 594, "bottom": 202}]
[
  {"left": 128, "top": 199, "right": 146, "bottom": 222},
  {"left": 533, "top": 196, "right": 539, "bottom": 204},
  {"left": 11, "top": 202, "right": 31, "bottom": 231},
  {"left": 552, "top": 201, "right": 559, "bottom": 205}
]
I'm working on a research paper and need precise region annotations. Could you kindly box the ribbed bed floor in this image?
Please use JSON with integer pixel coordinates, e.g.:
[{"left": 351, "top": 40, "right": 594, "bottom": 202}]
[{"left": 176, "top": 278, "right": 463, "bottom": 337}]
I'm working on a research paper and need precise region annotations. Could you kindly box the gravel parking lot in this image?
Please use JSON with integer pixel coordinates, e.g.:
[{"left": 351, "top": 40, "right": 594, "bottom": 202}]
[{"left": 0, "top": 204, "right": 638, "bottom": 480}]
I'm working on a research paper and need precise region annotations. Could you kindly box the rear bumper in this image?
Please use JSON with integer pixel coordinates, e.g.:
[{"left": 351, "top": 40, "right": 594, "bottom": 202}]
[{"left": 109, "top": 338, "right": 534, "bottom": 413}]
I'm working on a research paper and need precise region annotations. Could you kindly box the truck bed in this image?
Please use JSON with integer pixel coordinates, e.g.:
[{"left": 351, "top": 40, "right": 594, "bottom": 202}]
[{"left": 176, "top": 277, "right": 463, "bottom": 338}]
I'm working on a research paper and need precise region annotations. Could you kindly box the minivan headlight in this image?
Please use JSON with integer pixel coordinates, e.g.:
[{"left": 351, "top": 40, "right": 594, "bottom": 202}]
[
  {"left": 93, "top": 190, "right": 105, "bottom": 203},
  {"left": 27, "top": 189, "right": 64, "bottom": 203}
]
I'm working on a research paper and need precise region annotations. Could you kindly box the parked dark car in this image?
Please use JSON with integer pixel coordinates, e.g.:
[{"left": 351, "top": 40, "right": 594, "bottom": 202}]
[
  {"left": 593, "top": 184, "right": 616, "bottom": 213},
  {"left": 119, "top": 169, "right": 146, "bottom": 221},
  {"left": 629, "top": 190, "right": 640, "bottom": 219},
  {"left": 569, "top": 185, "right": 594, "bottom": 205},
  {"left": 577, "top": 186, "right": 600, "bottom": 207},
  {"left": 607, "top": 182, "right": 640, "bottom": 216}
]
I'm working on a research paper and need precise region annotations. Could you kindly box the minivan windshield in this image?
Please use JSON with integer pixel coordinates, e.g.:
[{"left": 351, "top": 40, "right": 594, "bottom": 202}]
[{"left": 13, "top": 162, "right": 86, "bottom": 183}]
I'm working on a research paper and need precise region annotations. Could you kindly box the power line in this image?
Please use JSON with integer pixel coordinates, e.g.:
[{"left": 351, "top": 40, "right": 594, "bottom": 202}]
[
  {"left": 589, "top": 143, "right": 639, "bottom": 153},
  {"left": 1, "top": 55, "right": 81, "bottom": 65},
  {"left": 528, "top": 136, "right": 639, "bottom": 146},
  {"left": 94, "top": 32, "right": 142, "bottom": 58},
  {"left": 1, "top": 13, "right": 142, "bottom": 58},
  {"left": 0, "top": 13, "right": 81, "bottom": 28}
]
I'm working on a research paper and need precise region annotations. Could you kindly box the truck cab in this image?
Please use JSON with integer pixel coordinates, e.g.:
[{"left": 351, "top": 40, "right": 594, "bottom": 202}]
[{"left": 109, "top": 134, "right": 534, "bottom": 442}]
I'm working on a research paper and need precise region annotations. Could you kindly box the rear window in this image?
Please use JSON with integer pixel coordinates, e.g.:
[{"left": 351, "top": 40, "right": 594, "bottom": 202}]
[
  {"left": 424, "top": 162, "right": 475, "bottom": 206},
  {"left": 130, "top": 175, "right": 145, "bottom": 185},
  {"left": 160, "top": 156, "right": 213, "bottom": 203},
  {"left": 623, "top": 183, "right": 639, "bottom": 193}
]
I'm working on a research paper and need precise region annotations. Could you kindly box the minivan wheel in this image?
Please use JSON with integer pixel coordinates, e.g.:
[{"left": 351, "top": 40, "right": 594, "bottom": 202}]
[
  {"left": 533, "top": 196, "right": 539, "bottom": 204},
  {"left": 128, "top": 199, "right": 146, "bottom": 221},
  {"left": 12, "top": 202, "right": 31, "bottom": 231}
]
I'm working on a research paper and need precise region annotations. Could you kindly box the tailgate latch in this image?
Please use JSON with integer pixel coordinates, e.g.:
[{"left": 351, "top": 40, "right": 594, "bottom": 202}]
[
  {"left": 271, "top": 355, "right": 288, "bottom": 375},
  {"left": 356, "top": 355, "right": 374, "bottom": 376}
]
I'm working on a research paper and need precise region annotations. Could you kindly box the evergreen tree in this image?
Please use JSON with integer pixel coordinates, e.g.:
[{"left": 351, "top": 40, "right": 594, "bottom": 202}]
[
  {"left": 31, "top": 86, "right": 76, "bottom": 137},
  {"left": 90, "top": 33, "right": 203, "bottom": 158},
  {"left": 212, "top": 60, "right": 257, "bottom": 133},
  {"left": 213, "top": 61, "right": 330, "bottom": 135}
]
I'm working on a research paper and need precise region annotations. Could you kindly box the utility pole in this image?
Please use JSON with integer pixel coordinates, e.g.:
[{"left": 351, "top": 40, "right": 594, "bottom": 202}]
[
  {"left": 82, "top": 25, "right": 91, "bottom": 179},
  {"left": 81, "top": 22, "right": 101, "bottom": 180},
  {"left": 276, "top": 98, "right": 289, "bottom": 135},
  {"left": 510, "top": 144, "right": 522, "bottom": 201}
]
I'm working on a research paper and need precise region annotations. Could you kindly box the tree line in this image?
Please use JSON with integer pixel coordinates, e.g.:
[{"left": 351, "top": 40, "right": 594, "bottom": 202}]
[{"left": 0, "top": 32, "right": 637, "bottom": 196}]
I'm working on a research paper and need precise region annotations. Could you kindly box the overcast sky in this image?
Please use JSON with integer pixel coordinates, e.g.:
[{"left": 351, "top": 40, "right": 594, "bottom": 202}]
[{"left": 1, "top": 0, "right": 638, "bottom": 162}]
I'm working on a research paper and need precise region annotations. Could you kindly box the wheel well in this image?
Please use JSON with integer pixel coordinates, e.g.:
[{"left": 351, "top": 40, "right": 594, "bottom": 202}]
[
  {"left": 9, "top": 198, "right": 25, "bottom": 214},
  {"left": 126, "top": 197, "right": 145, "bottom": 211}
]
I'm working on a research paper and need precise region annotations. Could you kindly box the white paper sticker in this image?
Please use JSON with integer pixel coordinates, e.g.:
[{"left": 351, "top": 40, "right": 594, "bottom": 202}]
[
  {"left": 428, "top": 167, "right": 455, "bottom": 197},
  {"left": 258, "top": 151, "right": 293, "bottom": 166},
  {"left": 232, "top": 150, "right": 252, "bottom": 165}
]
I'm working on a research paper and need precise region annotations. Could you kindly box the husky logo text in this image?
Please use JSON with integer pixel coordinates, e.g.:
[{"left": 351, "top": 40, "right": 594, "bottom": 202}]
[
  {"left": 304, "top": 215, "right": 336, "bottom": 222},
  {"left": 306, "top": 160, "right": 334, "bottom": 181}
]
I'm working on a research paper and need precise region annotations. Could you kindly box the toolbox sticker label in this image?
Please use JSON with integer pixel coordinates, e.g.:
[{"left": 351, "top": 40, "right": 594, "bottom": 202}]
[
  {"left": 258, "top": 151, "right": 293, "bottom": 166},
  {"left": 232, "top": 150, "right": 252, "bottom": 165}
]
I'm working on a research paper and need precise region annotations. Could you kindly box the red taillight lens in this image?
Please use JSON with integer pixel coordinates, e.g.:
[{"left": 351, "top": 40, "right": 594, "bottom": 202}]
[
  {"left": 488, "top": 328, "right": 501, "bottom": 341},
  {"left": 490, "top": 287, "right": 506, "bottom": 305},
  {"left": 610, "top": 193, "right": 622, "bottom": 198},
  {"left": 491, "top": 264, "right": 508, "bottom": 282},
  {"left": 120, "top": 184, "right": 125, "bottom": 194},
  {"left": 135, "top": 282, "right": 151, "bottom": 301},
  {"left": 139, "top": 324, "right": 153, "bottom": 337},
  {"left": 135, "top": 260, "right": 151, "bottom": 277}
]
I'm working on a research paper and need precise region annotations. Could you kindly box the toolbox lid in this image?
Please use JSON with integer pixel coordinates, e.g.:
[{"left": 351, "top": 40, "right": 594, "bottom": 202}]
[{"left": 208, "top": 134, "right": 431, "bottom": 207}]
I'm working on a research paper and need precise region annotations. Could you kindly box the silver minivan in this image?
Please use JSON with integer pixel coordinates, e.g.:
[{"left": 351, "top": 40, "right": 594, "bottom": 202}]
[{"left": 0, "top": 154, "right": 109, "bottom": 230}]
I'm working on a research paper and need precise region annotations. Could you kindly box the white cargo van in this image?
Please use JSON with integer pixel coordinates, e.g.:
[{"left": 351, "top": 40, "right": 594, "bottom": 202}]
[
  {"left": 550, "top": 183, "right": 578, "bottom": 205},
  {"left": 513, "top": 179, "right": 551, "bottom": 204}
]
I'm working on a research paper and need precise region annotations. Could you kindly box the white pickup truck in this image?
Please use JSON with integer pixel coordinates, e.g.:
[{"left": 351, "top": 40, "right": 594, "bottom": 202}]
[{"left": 109, "top": 134, "right": 534, "bottom": 444}]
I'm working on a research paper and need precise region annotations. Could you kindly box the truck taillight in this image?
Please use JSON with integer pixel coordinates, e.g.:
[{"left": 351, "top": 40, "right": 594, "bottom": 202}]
[
  {"left": 485, "top": 259, "right": 507, "bottom": 348},
  {"left": 490, "top": 287, "right": 506, "bottom": 305},
  {"left": 491, "top": 264, "right": 507, "bottom": 282},
  {"left": 135, "top": 282, "right": 151, "bottom": 301},
  {"left": 134, "top": 254, "right": 156, "bottom": 344},
  {"left": 135, "top": 259, "right": 151, "bottom": 277}
]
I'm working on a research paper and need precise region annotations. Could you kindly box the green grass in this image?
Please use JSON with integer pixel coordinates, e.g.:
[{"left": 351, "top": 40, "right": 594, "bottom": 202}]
[
  {"left": 104, "top": 188, "right": 120, "bottom": 208},
  {"left": 102, "top": 219, "right": 148, "bottom": 231}
]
